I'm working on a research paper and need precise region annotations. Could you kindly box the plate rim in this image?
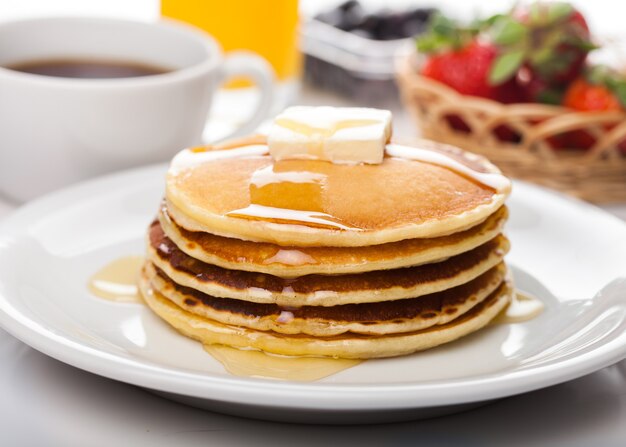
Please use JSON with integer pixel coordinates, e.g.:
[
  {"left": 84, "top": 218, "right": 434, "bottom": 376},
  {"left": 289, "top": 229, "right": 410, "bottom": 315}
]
[{"left": 0, "top": 163, "right": 625, "bottom": 411}]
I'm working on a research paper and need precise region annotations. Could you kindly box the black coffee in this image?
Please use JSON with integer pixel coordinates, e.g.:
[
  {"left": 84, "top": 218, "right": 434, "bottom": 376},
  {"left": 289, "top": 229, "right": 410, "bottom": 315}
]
[{"left": 5, "top": 59, "right": 170, "bottom": 79}]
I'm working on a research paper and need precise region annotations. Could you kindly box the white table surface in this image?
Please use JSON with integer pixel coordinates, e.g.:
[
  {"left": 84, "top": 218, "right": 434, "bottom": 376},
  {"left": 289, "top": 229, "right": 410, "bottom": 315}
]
[{"left": 1, "top": 1, "right": 626, "bottom": 445}]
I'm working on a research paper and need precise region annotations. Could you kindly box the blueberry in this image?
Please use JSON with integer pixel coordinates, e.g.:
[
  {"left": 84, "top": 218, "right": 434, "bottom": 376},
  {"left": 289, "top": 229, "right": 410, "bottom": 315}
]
[
  {"left": 338, "top": 0, "right": 361, "bottom": 12},
  {"left": 315, "top": 10, "right": 343, "bottom": 28},
  {"left": 316, "top": 3, "right": 438, "bottom": 40}
]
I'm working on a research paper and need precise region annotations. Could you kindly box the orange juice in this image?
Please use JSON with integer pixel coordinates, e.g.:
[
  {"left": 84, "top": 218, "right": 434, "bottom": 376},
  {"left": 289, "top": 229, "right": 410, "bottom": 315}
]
[{"left": 161, "top": 0, "right": 300, "bottom": 83}]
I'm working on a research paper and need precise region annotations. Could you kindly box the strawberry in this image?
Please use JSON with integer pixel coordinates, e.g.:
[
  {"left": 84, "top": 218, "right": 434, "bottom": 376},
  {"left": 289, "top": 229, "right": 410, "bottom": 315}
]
[
  {"left": 561, "top": 68, "right": 626, "bottom": 151},
  {"left": 487, "top": 2, "right": 595, "bottom": 103},
  {"left": 421, "top": 41, "right": 500, "bottom": 99},
  {"left": 421, "top": 42, "right": 524, "bottom": 137},
  {"left": 417, "top": 14, "right": 524, "bottom": 103},
  {"left": 417, "top": 13, "right": 525, "bottom": 135},
  {"left": 563, "top": 78, "right": 623, "bottom": 112},
  {"left": 513, "top": 3, "right": 591, "bottom": 84}
]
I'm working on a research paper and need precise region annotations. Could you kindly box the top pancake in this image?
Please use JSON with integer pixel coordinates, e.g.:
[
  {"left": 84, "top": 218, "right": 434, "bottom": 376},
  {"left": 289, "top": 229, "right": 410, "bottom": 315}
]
[{"left": 165, "top": 138, "right": 511, "bottom": 247}]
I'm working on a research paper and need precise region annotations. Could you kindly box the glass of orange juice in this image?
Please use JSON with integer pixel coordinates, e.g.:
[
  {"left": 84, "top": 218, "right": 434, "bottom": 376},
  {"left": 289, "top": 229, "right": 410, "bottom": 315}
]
[{"left": 162, "top": 0, "right": 300, "bottom": 109}]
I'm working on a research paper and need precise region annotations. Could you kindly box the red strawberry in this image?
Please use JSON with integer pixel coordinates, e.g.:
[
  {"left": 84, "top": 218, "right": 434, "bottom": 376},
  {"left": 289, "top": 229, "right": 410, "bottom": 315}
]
[
  {"left": 515, "top": 66, "right": 564, "bottom": 104},
  {"left": 421, "top": 41, "right": 501, "bottom": 99},
  {"left": 417, "top": 14, "right": 523, "bottom": 101},
  {"left": 421, "top": 40, "right": 525, "bottom": 135},
  {"left": 417, "top": 14, "right": 526, "bottom": 134},
  {"left": 563, "top": 78, "right": 623, "bottom": 112},
  {"left": 561, "top": 74, "right": 626, "bottom": 151},
  {"left": 495, "top": 78, "right": 528, "bottom": 104}
]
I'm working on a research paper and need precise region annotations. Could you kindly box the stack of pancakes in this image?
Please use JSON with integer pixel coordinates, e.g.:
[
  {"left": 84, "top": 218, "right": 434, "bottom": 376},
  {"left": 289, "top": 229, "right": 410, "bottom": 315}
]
[{"left": 140, "top": 137, "right": 513, "bottom": 359}]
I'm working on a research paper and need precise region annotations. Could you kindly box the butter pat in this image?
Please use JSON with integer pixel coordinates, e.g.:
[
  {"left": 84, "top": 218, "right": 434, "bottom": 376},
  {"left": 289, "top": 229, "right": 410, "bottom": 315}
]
[{"left": 268, "top": 106, "right": 392, "bottom": 164}]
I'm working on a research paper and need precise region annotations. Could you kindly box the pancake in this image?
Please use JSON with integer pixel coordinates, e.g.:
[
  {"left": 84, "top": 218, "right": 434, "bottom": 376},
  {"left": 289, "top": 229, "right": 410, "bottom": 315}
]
[
  {"left": 165, "top": 139, "right": 511, "bottom": 247},
  {"left": 139, "top": 270, "right": 512, "bottom": 359},
  {"left": 147, "top": 219, "right": 510, "bottom": 306},
  {"left": 159, "top": 203, "right": 508, "bottom": 277},
  {"left": 144, "top": 261, "right": 507, "bottom": 336},
  {"left": 142, "top": 124, "right": 515, "bottom": 361}
]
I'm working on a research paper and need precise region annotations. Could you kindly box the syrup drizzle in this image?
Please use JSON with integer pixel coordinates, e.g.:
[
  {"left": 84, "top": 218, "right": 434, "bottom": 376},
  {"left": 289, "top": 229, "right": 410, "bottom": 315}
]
[
  {"left": 203, "top": 344, "right": 361, "bottom": 381},
  {"left": 88, "top": 257, "right": 543, "bottom": 381},
  {"left": 226, "top": 162, "right": 357, "bottom": 230},
  {"left": 170, "top": 140, "right": 510, "bottom": 229},
  {"left": 385, "top": 144, "right": 511, "bottom": 192},
  {"left": 169, "top": 142, "right": 510, "bottom": 216},
  {"left": 88, "top": 256, "right": 360, "bottom": 381},
  {"left": 492, "top": 290, "right": 544, "bottom": 324},
  {"left": 170, "top": 136, "right": 510, "bottom": 195},
  {"left": 169, "top": 144, "right": 268, "bottom": 174},
  {"left": 88, "top": 256, "right": 144, "bottom": 303}
]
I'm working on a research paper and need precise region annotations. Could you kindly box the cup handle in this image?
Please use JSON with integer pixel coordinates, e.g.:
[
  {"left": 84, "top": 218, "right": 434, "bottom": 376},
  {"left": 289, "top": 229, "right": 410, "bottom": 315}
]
[{"left": 213, "top": 50, "right": 275, "bottom": 142}]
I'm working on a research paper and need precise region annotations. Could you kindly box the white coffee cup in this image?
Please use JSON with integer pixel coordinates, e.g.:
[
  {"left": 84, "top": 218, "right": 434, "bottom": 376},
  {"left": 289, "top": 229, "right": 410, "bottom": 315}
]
[{"left": 0, "top": 17, "right": 274, "bottom": 202}]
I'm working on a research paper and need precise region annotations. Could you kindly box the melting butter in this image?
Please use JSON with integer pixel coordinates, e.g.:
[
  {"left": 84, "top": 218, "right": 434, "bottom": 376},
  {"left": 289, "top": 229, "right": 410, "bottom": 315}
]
[
  {"left": 269, "top": 107, "right": 391, "bottom": 164},
  {"left": 88, "top": 256, "right": 144, "bottom": 303},
  {"left": 492, "top": 290, "right": 544, "bottom": 324},
  {"left": 204, "top": 344, "right": 361, "bottom": 381},
  {"left": 275, "top": 118, "right": 382, "bottom": 158},
  {"left": 275, "top": 118, "right": 381, "bottom": 138}
]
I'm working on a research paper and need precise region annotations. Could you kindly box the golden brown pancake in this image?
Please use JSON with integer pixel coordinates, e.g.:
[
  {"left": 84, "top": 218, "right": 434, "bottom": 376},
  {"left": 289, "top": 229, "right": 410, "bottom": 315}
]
[
  {"left": 165, "top": 139, "right": 511, "bottom": 247},
  {"left": 147, "top": 219, "right": 510, "bottom": 306},
  {"left": 144, "top": 261, "right": 507, "bottom": 336},
  {"left": 159, "top": 203, "right": 508, "bottom": 277},
  {"left": 143, "top": 132, "right": 514, "bottom": 360},
  {"left": 139, "top": 270, "right": 512, "bottom": 359}
]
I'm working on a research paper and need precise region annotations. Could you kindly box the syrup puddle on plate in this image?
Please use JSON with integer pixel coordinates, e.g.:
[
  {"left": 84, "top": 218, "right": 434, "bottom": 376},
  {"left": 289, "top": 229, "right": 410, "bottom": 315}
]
[
  {"left": 88, "top": 257, "right": 543, "bottom": 381},
  {"left": 88, "top": 255, "right": 360, "bottom": 381},
  {"left": 492, "top": 290, "right": 545, "bottom": 325},
  {"left": 88, "top": 255, "right": 144, "bottom": 303},
  {"left": 203, "top": 344, "right": 361, "bottom": 381}
]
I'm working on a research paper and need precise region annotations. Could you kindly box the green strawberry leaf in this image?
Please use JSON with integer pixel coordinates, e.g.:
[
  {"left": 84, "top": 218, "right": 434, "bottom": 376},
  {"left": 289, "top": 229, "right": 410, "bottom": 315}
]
[
  {"left": 489, "top": 49, "right": 525, "bottom": 85},
  {"left": 546, "top": 2, "right": 573, "bottom": 23},
  {"left": 528, "top": 3, "right": 543, "bottom": 24},
  {"left": 609, "top": 80, "right": 626, "bottom": 108},
  {"left": 568, "top": 37, "right": 599, "bottom": 52},
  {"left": 537, "top": 88, "right": 565, "bottom": 105},
  {"left": 429, "top": 13, "right": 469, "bottom": 44},
  {"left": 415, "top": 12, "right": 481, "bottom": 53},
  {"left": 585, "top": 65, "right": 626, "bottom": 108},
  {"left": 586, "top": 65, "right": 611, "bottom": 85},
  {"left": 416, "top": 34, "right": 450, "bottom": 53},
  {"left": 475, "top": 13, "right": 506, "bottom": 29},
  {"left": 613, "top": 82, "right": 626, "bottom": 109},
  {"left": 529, "top": 46, "right": 554, "bottom": 65},
  {"left": 527, "top": 27, "right": 574, "bottom": 65},
  {"left": 490, "top": 16, "right": 528, "bottom": 46},
  {"left": 527, "top": 2, "right": 573, "bottom": 25}
]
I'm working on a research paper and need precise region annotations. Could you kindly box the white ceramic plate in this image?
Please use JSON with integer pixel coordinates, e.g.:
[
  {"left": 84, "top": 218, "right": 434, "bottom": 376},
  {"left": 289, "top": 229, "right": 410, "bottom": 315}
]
[{"left": 0, "top": 165, "right": 625, "bottom": 424}]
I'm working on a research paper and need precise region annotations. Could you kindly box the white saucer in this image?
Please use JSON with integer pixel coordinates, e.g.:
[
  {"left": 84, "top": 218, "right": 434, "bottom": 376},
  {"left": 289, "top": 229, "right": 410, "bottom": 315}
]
[{"left": 0, "top": 165, "right": 624, "bottom": 424}]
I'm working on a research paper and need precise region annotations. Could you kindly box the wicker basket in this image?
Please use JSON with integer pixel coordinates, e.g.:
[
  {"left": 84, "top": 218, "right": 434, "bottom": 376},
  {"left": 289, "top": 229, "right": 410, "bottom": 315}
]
[{"left": 395, "top": 55, "right": 626, "bottom": 203}]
